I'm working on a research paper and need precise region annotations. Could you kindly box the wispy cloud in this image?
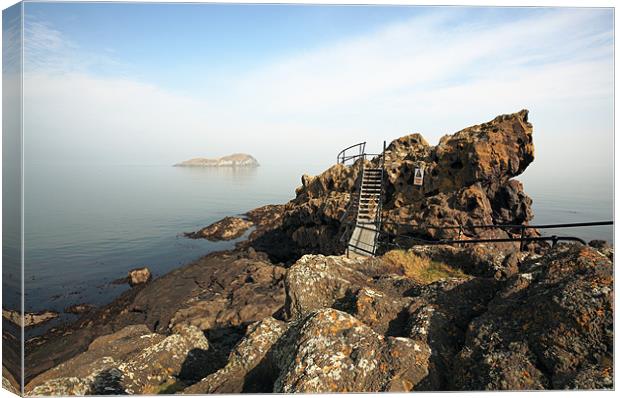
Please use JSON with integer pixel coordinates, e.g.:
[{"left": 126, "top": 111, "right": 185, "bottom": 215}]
[
  {"left": 23, "top": 8, "right": 613, "bottom": 179},
  {"left": 24, "top": 15, "right": 126, "bottom": 75}
]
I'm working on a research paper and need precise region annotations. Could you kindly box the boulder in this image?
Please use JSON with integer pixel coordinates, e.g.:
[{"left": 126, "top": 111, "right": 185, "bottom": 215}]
[
  {"left": 284, "top": 254, "right": 372, "bottom": 319},
  {"left": 128, "top": 267, "right": 151, "bottom": 287},
  {"left": 273, "top": 309, "right": 431, "bottom": 392},
  {"left": 452, "top": 244, "right": 614, "bottom": 390}
]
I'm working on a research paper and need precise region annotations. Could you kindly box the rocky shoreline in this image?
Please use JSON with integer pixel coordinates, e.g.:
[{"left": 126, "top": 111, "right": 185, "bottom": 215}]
[{"left": 4, "top": 110, "right": 613, "bottom": 393}]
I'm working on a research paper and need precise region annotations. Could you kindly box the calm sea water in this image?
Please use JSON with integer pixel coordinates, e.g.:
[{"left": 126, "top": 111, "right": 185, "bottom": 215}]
[{"left": 21, "top": 163, "right": 612, "bottom": 335}]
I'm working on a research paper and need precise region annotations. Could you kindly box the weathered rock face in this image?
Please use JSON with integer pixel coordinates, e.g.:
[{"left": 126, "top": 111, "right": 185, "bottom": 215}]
[
  {"left": 273, "top": 309, "right": 431, "bottom": 393},
  {"left": 184, "top": 317, "right": 288, "bottom": 394},
  {"left": 452, "top": 244, "right": 614, "bottom": 390},
  {"left": 226, "top": 110, "right": 536, "bottom": 261},
  {"left": 23, "top": 242, "right": 613, "bottom": 393},
  {"left": 26, "top": 324, "right": 210, "bottom": 395}
]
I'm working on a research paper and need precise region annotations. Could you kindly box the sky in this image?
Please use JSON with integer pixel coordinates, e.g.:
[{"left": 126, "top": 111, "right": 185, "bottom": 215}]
[{"left": 13, "top": 2, "right": 615, "bottom": 185}]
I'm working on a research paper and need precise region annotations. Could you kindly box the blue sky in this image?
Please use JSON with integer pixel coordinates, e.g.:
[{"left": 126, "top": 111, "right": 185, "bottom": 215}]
[{"left": 16, "top": 2, "right": 614, "bottom": 185}]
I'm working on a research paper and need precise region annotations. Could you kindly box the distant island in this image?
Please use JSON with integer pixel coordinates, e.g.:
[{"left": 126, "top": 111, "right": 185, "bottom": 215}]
[{"left": 174, "top": 153, "right": 259, "bottom": 167}]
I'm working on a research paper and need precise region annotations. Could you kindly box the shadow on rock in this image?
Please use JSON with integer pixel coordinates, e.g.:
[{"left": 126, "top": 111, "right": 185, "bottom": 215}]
[{"left": 88, "top": 368, "right": 126, "bottom": 395}]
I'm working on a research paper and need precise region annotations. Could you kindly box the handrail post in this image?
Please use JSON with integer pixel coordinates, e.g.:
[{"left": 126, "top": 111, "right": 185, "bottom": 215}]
[{"left": 519, "top": 226, "right": 525, "bottom": 251}]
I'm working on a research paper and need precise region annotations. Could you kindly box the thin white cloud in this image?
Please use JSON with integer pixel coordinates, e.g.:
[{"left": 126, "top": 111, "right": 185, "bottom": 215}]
[
  {"left": 23, "top": 7, "right": 613, "bottom": 179},
  {"left": 24, "top": 15, "right": 126, "bottom": 75}
]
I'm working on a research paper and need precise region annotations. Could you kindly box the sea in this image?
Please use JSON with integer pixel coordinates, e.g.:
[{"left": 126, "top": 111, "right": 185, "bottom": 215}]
[{"left": 16, "top": 162, "right": 614, "bottom": 336}]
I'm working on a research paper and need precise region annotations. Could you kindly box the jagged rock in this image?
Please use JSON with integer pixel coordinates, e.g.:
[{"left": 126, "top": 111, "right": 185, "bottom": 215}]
[
  {"left": 404, "top": 277, "right": 501, "bottom": 390},
  {"left": 341, "top": 286, "right": 414, "bottom": 336},
  {"left": 26, "top": 324, "right": 209, "bottom": 395},
  {"left": 273, "top": 309, "right": 431, "bottom": 392},
  {"left": 284, "top": 254, "right": 372, "bottom": 319},
  {"left": 186, "top": 216, "right": 253, "bottom": 241},
  {"left": 452, "top": 244, "right": 614, "bottom": 390},
  {"left": 185, "top": 317, "right": 288, "bottom": 394},
  {"left": 128, "top": 267, "right": 151, "bottom": 287},
  {"left": 235, "top": 110, "right": 538, "bottom": 260}
]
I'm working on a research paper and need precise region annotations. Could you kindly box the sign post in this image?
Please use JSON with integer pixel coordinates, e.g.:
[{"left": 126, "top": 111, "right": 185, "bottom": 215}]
[{"left": 413, "top": 167, "right": 424, "bottom": 186}]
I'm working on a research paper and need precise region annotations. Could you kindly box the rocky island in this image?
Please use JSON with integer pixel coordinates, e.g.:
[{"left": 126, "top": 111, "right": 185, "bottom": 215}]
[
  {"left": 174, "top": 153, "right": 259, "bottom": 167},
  {"left": 7, "top": 110, "right": 613, "bottom": 394}
]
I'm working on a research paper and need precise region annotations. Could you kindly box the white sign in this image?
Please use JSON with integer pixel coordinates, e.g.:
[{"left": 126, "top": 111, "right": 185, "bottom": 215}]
[{"left": 413, "top": 167, "right": 424, "bottom": 186}]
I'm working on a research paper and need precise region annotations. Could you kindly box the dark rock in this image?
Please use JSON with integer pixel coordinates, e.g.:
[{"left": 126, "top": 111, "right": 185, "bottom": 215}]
[
  {"left": 184, "top": 317, "right": 288, "bottom": 394},
  {"left": 588, "top": 239, "right": 609, "bottom": 249},
  {"left": 409, "top": 244, "right": 524, "bottom": 279},
  {"left": 452, "top": 244, "right": 614, "bottom": 390}
]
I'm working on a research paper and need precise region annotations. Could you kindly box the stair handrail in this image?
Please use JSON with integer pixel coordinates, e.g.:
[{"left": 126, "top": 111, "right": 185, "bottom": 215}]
[
  {"left": 337, "top": 142, "right": 366, "bottom": 165},
  {"left": 372, "top": 140, "right": 387, "bottom": 253}
]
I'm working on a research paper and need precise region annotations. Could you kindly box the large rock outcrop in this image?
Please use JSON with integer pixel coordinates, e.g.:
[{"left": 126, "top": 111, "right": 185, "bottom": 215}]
[{"left": 191, "top": 110, "right": 537, "bottom": 261}]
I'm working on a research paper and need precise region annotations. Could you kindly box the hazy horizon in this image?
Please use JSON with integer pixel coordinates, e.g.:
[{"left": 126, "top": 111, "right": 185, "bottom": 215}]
[{"left": 9, "top": 3, "right": 614, "bottom": 187}]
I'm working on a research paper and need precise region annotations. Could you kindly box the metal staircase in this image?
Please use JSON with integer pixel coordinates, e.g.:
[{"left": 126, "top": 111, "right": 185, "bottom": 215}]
[{"left": 337, "top": 142, "right": 386, "bottom": 257}]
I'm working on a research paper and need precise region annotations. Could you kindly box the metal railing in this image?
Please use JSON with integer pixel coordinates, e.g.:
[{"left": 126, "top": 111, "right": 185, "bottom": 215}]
[
  {"left": 335, "top": 141, "right": 612, "bottom": 255},
  {"left": 337, "top": 142, "right": 366, "bottom": 165},
  {"left": 337, "top": 141, "right": 387, "bottom": 256},
  {"left": 348, "top": 219, "right": 613, "bottom": 253}
]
